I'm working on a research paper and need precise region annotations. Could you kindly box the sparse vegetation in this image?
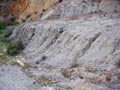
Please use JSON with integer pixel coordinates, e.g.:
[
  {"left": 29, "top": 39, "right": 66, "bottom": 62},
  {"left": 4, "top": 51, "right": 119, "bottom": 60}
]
[
  {"left": 37, "top": 75, "right": 53, "bottom": 86},
  {"left": 70, "top": 62, "right": 78, "bottom": 68},
  {"left": 58, "top": 86, "right": 72, "bottom": 90},
  {"left": 79, "top": 74, "right": 84, "bottom": 79},
  {"left": 60, "top": 69, "right": 71, "bottom": 77},
  {"left": 11, "top": 61, "right": 22, "bottom": 67},
  {"left": 85, "top": 78, "right": 102, "bottom": 84},
  {"left": 6, "top": 41, "right": 24, "bottom": 56},
  {"left": 0, "top": 32, "right": 9, "bottom": 64},
  {"left": 27, "top": 73, "right": 35, "bottom": 78},
  {"left": 0, "top": 21, "right": 19, "bottom": 64},
  {"left": 0, "top": 54, "right": 8, "bottom": 65},
  {"left": 116, "top": 72, "right": 120, "bottom": 80}
]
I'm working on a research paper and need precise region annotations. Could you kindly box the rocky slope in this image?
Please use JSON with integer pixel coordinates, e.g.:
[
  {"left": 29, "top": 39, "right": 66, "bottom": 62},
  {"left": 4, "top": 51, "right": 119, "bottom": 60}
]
[
  {"left": 41, "top": 0, "right": 120, "bottom": 19},
  {"left": 7, "top": 0, "right": 120, "bottom": 22},
  {"left": 9, "top": 13, "right": 120, "bottom": 70},
  {"left": 9, "top": 0, "right": 59, "bottom": 22},
  {"left": 7, "top": 13, "right": 120, "bottom": 90},
  {"left": 0, "top": 0, "right": 120, "bottom": 90}
]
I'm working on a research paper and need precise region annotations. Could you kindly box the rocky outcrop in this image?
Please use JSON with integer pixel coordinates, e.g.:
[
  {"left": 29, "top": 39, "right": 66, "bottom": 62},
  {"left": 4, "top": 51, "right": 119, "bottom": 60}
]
[
  {"left": 63, "top": 0, "right": 120, "bottom": 16},
  {"left": 8, "top": 14, "right": 120, "bottom": 90},
  {"left": 9, "top": 0, "right": 59, "bottom": 22},
  {"left": 42, "top": 0, "right": 120, "bottom": 19},
  {"left": 4, "top": 0, "right": 120, "bottom": 90},
  {"left": 9, "top": 13, "right": 120, "bottom": 70},
  {"left": 9, "top": 0, "right": 28, "bottom": 18},
  {"left": 7, "top": 0, "right": 120, "bottom": 22}
]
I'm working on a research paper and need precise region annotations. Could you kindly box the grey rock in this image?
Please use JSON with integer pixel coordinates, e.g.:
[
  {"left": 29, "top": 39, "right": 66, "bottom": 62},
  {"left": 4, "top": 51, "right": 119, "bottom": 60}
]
[
  {"left": 8, "top": 23, "right": 36, "bottom": 48},
  {"left": 4, "top": 1, "right": 120, "bottom": 90},
  {"left": 41, "top": 0, "right": 120, "bottom": 20},
  {"left": 9, "top": 14, "right": 120, "bottom": 71},
  {"left": 0, "top": 65, "right": 41, "bottom": 90}
]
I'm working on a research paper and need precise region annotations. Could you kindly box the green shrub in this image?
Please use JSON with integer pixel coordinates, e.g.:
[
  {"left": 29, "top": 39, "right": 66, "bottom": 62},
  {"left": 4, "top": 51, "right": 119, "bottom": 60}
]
[
  {"left": 6, "top": 42, "right": 22, "bottom": 56},
  {"left": 0, "top": 21, "right": 20, "bottom": 57},
  {"left": 0, "top": 21, "right": 7, "bottom": 29},
  {"left": 0, "top": 54, "right": 8, "bottom": 60},
  {"left": 0, "top": 55, "right": 8, "bottom": 65}
]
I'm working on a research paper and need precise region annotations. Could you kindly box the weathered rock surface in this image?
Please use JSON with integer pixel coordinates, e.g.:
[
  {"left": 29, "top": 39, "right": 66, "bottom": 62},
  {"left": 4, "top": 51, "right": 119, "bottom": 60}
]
[
  {"left": 7, "top": 13, "right": 120, "bottom": 90},
  {"left": 9, "top": 0, "right": 59, "bottom": 22},
  {"left": 1, "top": 0, "right": 120, "bottom": 90},
  {"left": 0, "top": 65, "right": 41, "bottom": 90},
  {"left": 6, "top": 0, "right": 120, "bottom": 22},
  {"left": 9, "top": 13, "right": 120, "bottom": 70},
  {"left": 42, "top": 0, "right": 120, "bottom": 19}
]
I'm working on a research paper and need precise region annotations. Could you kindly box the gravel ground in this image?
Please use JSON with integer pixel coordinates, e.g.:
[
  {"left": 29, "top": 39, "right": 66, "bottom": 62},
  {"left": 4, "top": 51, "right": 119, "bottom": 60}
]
[{"left": 0, "top": 65, "right": 41, "bottom": 90}]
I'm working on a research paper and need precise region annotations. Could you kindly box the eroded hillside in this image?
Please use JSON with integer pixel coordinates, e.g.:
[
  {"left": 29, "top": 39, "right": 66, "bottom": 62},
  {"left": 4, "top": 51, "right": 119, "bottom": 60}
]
[
  {"left": 4, "top": 0, "right": 120, "bottom": 22},
  {"left": 0, "top": 0, "right": 120, "bottom": 90}
]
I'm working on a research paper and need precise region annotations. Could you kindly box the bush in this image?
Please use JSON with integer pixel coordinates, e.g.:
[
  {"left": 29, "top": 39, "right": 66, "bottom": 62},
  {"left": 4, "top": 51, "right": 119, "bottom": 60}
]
[
  {"left": 6, "top": 41, "right": 24, "bottom": 56},
  {"left": 0, "top": 21, "right": 7, "bottom": 29},
  {"left": 0, "top": 21, "right": 21, "bottom": 57},
  {"left": 6, "top": 43, "right": 20, "bottom": 56}
]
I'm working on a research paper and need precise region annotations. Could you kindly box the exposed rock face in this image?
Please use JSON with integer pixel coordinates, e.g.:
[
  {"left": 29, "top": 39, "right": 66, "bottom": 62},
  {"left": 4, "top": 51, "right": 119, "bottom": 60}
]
[
  {"left": 9, "top": 14, "right": 120, "bottom": 70},
  {"left": 4, "top": 0, "right": 120, "bottom": 90},
  {"left": 42, "top": 0, "right": 120, "bottom": 19},
  {"left": 8, "top": 0, "right": 120, "bottom": 22},
  {"left": 9, "top": 0, "right": 59, "bottom": 22},
  {"left": 9, "top": 0, "right": 28, "bottom": 18}
]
